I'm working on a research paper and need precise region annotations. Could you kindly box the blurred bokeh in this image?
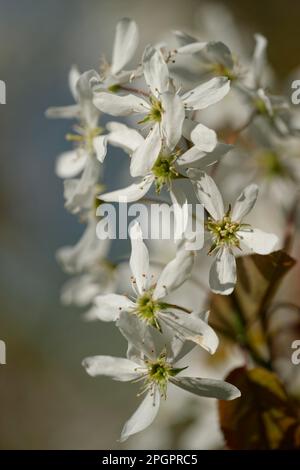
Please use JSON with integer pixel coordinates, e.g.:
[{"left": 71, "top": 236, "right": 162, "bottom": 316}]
[{"left": 1, "top": 0, "right": 300, "bottom": 449}]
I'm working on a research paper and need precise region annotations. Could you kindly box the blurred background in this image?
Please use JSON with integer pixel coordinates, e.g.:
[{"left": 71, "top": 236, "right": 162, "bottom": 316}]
[{"left": 1, "top": 0, "right": 300, "bottom": 449}]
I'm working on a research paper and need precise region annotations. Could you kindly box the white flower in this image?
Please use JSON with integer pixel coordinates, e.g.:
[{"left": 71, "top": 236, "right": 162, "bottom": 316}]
[
  {"left": 95, "top": 18, "right": 139, "bottom": 89},
  {"left": 90, "top": 221, "right": 218, "bottom": 351},
  {"left": 93, "top": 45, "right": 230, "bottom": 158},
  {"left": 188, "top": 170, "right": 279, "bottom": 295},
  {"left": 82, "top": 313, "right": 240, "bottom": 442}
]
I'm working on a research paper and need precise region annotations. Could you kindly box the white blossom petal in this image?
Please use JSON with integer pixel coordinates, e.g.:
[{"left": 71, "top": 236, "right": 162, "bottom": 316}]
[
  {"left": 93, "top": 92, "right": 149, "bottom": 116},
  {"left": 237, "top": 228, "right": 279, "bottom": 254},
  {"left": 161, "top": 92, "right": 185, "bottom": 149},
  {"left": 100, "top": 175, "right": 154, "bottom": 203},
  {"left": 231, "top": 184, "right": 259, "bottom": 222},
  {"left": 120, "top": 389, "right": 160, "bottom": 442},
  {"left": 55, "top": 150, "right": 87, "bottom": 179},
  {"left": 93, "top": 294, "right": 135, "bottom": 322},
  {"left": 69, "top": 65, "right": 81, "bottom": 101},
  {"left": 209, "top": 247, "right": 236, "bottom": 295},
  {"left": 158, "top": 310, "right": 219, "bottom": 354},
  {"left": 177, "top": 42, "right": 207, "bottom": 54},
  {"left": 153, "top": 249, "right": 195, "bottom": 300},
  {"left": 129, "top": 221, "right": 150, "bottom": 294},
  {"left": 142, "top": 45, "right": 169, "bottom": 95},
  {"left": 171, "top": 376, "right": 241, "bottom": 400},
  {"left": 182, "top": 77, "right": 230, "bottom": 110},
  {"left": 93, "top": 135, "right": 108, "bottom": 163},
  {"left": 111, "top": 18, "right": 139, "bottom": 75},
  {"left": 190, "top": 123, "right": 217, "bottom": 152},
  {"left": 130, "top": 124, "right": 161, "bottom": 177},
  {"left": 82, "top": 355, "right": 139, "bottom": 381},
  {"left": 106, "top": 121, "right": 144, "bottom": 153},
  {"left": 45, "top": 104, "right": 80, "bottom": 119},
  {"left": 188, "top": 170, "right": 224, "bottom": 220}
]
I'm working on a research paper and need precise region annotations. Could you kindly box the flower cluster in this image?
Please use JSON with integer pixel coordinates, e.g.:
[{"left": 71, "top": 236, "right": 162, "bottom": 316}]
[{"left": 47, "top": 16, "right": 300, "bottom": 443}]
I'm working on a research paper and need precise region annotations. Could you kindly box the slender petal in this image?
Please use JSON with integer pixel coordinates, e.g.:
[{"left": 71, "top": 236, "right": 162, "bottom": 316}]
[
  {"left": 82, "top": 355, "right": 139, "bottom": 381},
  {"left": 93, "top": 293, "right": 135, "bottom": 322},
  {"left": 106, "top": 121, "right": 144, "bottom": 153},
  {"left": 171, "top": 376, "right": 241, "bottom": 400},
  {"left": 177, "top": 42, "right": 207, "bottom": 54},
  {"left": 182, "top": 77, "right": 230, "bottom": 110},
  {"left": 45, "top": 104, "right": 80, "bottom": 119},
  {"left": 170, "top": 181, "right": 189, "bottom": 241},
  {"left": 209, "top": 247, "right": 236, "bottom": 295},
  {"left": 69, "top": 65, "right": 81, "bottom": 101},
  {"left": 130, "top": 124, "right": 161, "bottom": 177},
  {"left": 161, "top": 92, "right": 185, "bottom": 149},
  {"left": 158, "top": 310, "right": 219, "bottom": 354},
  {"left": 55, "top": 150, "right": 87, "bottom": 179},
  {"left": 93, "top": 92, "right": 149, "bottom": 116},
  {"left": 93, "top": 135, "right": 108, "bottom": 163},
  {"left": 120, "top": 389, "right": 160, "bottom": 442},
  {"left": 231, "top": 184, "right": 258, "bottom": 222},
  {"left": 100, "top": 175, "right": 154, "bottom": 203},
  {"left": 188, "top": 170, "right": 224, "bottom": 220},
  {"left": 153, "top": 249, "right": 195, "bottom": 300},
  {"left": 111, "top": 18, "right": 139, "bottom": 75},
  {"left": 237, "top": 228, "right": 278, "bottom": 254},
  {"left": 129, "top": 221, "right": 150, "bottom": 294},
  {"left": 142, "top": 46, "right": 169, "bottom": 95},
  {"left": 190, "top": 123, "right": 217, "bottom": 152}
]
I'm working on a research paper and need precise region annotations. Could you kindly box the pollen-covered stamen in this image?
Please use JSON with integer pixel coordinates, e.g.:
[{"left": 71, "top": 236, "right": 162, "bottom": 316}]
[
  {"left": 151, "top": 153, "right": 179, "bottom": 193},
  {"left": 206, "top": 206, "right": 246, "bottom": 253},
  {"left": 138, "top": 95, "right": 164, "bottom": 124},
  {"left": 133, "top": 290, "right": 162, "bottom": 329},
  {"left": 140, "top": 352, "right": 186, "bottom": 399},
  {"left": 66, "top": 124, "right": 103, "bottom": 155}
]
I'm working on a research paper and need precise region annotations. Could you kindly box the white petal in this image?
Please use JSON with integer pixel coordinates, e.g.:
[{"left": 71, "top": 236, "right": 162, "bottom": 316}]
[
  {"left": 178, "top": 143, "right": 232, "bottom": 168},
  {"left": 251, "top": 34, "right": 267, "bottom": 87},
  {"left": 190, "top": 123, "right": 217, "bottom": 152},
  {"left": 120, "top": 389, "right": 160, "bottom": 442},
  {"left": 82, "top": 355, "right": 139, "bottom": 381},
  {"left": 182, "top": 77, "right": 230, "bottom": 110},
  {"left": 93, "top": 135, "right": 107, "bottom": 163},
  {"left": 107, "top": 121, "right": 144, "bottom": 153},
  {"left": 55, "top": 150, "right": 87, "bottom": 178},
  {"left": 143, "top": 45, "right": 169, "bottom": 95},
  {"left": 237, "top": 228, "right": 279, "bottom": 254},
  {"left": 171, "top": 376, "right": 241, "bottom": 400},
  {"left": 177, "top": 41, "right": 207, "bottom": 54},
  {"left": 69, "top": 65, "right": 81, "bottom": 101},
  {"left": 130, "top": 124, "right": 161, "bottom": 177},
  {"left": 45, "top": 104, "right": 80, "bottom": 119},
  {"left": 111, "top": 18, "right": 139, "bottom": 75},
  {"left": 64, "top": 157, "right": 100, "bottom": 213},
  {"left": 129, "top": 221, "right": 150, "bottom": 294},
  {"left": 188, "top": 170, "right": 224, "bottom": 220},
  {"left": 161, "top": 92, "right": 185, "bottom": 149},
  {"left": 158, "top": 310, "right": 219, "bottom": 354},
  {"left": 153, "top": 249, "right": 195, "bottom": 300},
  {"left": 93, "top": 92, "right": 149, "bottom": 116},
  {"left": 93, "top": 294, "right": 135, "bottom": 322},
  {"left": 209, "top": 247, "right": 236, "bottom": 295},
  {"left": 170, "top": 182, "right": 189, "bottom": 240},
  {"left": 100, "top": 176, "right": 154, "bottom": 203},
  {"left": 231, "top": 184, "right": 258, "bottom": 222}
]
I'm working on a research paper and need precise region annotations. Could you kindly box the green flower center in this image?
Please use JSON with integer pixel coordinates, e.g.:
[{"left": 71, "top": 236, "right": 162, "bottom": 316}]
[
  {"left": 151, "top": 154, "right": 179, "bottom": 193},
  {"left": 212, "top": 62, "right": 236, "bottom": 81},
  {"left": 135, "top": 292, "right": 165, "bottom": 328},
  {"left": 66, "top": 125, "right": 102, "bottom": 155},
  {"left": 139, "top": 95, "right": 164, "bottom": 124},
  {"left": 206, "top": 209, "right": 242, "bottom": 253},
  {"left": 144, "top": 353, "right": 185, "bottom": 398}
]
